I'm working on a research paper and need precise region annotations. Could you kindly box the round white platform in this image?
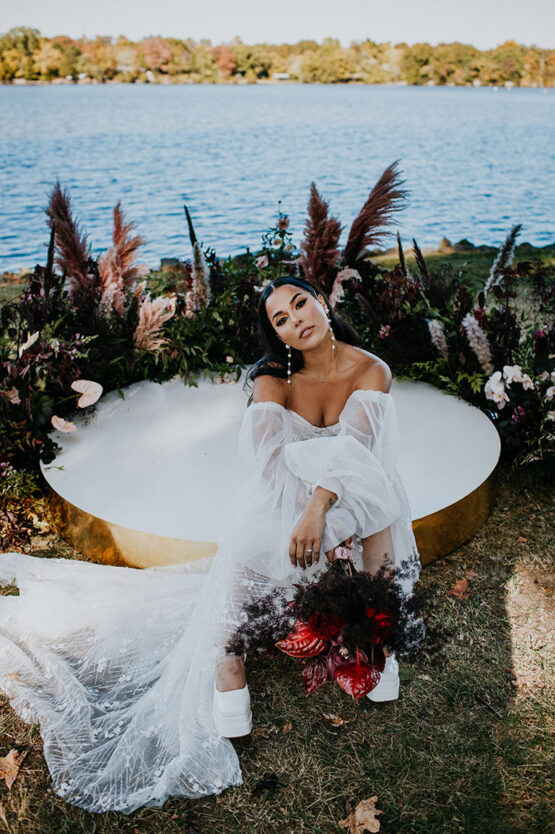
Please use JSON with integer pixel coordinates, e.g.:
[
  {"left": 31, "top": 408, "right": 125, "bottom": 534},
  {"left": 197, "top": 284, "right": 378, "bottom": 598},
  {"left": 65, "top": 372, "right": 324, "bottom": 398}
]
[{"left": 42, "top": 372, "right": 501, "bottom": 567}]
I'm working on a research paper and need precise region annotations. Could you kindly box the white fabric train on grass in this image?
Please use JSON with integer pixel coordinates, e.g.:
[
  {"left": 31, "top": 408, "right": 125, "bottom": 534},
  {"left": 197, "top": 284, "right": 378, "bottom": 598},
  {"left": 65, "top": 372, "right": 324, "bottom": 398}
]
[{"left": 0, "top": 388, "right": 423, "bottom": 813}]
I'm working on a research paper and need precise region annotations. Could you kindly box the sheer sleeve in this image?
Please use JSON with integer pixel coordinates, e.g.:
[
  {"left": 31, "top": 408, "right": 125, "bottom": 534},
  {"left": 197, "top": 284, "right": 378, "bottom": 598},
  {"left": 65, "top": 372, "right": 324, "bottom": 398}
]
[
  {"left": 283, "top": 390, "right": 402, "bottom": 552},
  {"left": 237, "top": 401, "right": 292, "bottom": 494},
  {"left": 232, "top": 400, "right": 314, "bottom": 580}
]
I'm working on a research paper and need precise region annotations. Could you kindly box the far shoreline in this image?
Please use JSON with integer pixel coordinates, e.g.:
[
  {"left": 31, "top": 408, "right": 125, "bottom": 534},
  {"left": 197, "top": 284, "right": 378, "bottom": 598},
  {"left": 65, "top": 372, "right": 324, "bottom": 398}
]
[{"left": 2, "top": 78, "right": 552, "bottom": 90}]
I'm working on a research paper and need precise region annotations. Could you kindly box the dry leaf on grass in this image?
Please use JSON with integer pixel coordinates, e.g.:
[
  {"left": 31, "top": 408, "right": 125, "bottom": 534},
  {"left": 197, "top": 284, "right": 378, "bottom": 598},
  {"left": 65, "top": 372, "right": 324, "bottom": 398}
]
[
  {"left": 322, "top": 713, "right": 353, "bottom": 727},
  {"left": 447, "top": 578, "right": 470, "bottom": 598},
  {"left": 0, "top": 749, "right": 27, "bottom": 790},
  {"left": 517, "top": 536, "right": 528, "bottom": 543},
  {"left": 282, "top": 723, "right": 293, "bottom": 735},
  {"left": 339, "top": 796, "right": 383, "bottom": 833},
  {"left": 465, "top": 569, "right": 478, "bottom": 579}
]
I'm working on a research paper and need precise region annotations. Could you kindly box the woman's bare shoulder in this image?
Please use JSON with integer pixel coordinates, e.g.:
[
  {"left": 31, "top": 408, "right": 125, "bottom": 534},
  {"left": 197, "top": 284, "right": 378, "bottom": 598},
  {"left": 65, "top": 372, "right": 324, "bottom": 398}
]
[
  {"left": 252, "top": 373, "right": 288, "bottom": 405},
  {"left": 346, "top": 346, "right": 392, "bottom": 393}
]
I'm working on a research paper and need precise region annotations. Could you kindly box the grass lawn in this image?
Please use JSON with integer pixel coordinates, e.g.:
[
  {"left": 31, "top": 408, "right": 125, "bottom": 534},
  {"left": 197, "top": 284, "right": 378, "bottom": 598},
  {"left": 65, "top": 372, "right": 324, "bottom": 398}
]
[{"left": 0, "top": 458, "right": 552, "bottom": 833}]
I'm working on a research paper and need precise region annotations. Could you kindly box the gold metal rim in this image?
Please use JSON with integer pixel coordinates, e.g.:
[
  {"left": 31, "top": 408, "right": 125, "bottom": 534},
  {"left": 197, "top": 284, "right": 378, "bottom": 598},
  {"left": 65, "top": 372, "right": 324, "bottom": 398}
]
[{"left": 47, "top": 464, "right": 499, "bottom": 569}]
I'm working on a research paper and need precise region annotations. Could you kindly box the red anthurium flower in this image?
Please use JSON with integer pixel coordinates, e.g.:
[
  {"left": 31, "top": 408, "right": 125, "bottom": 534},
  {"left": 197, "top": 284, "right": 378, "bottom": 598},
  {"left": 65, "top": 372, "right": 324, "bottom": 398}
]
[
  {"left": 301, "top": 655, "right": 330, "bottom": 694},
  {"left": 276, "top": 620, "right": 329, "bottom": 658},
  {"left": 334, "top": 661, "right": 381, "bottom": 700}
]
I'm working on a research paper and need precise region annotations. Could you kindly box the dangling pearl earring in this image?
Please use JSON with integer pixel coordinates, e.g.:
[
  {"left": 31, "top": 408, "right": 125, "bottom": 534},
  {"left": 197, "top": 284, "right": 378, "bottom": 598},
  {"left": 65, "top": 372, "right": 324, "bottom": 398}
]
[
  {"left": 326, "top": 312, "right": 336, "bottom": 356},
  {"left": 286, "top": 344, "right": 292, "bottom": 385}
]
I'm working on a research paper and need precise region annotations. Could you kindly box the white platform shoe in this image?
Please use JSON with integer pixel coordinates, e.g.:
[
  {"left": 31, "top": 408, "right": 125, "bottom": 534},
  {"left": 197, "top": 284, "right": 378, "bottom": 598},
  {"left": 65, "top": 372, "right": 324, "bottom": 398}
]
[
  {"left": 213, "top": 655, "right": 252, "bottom": 737},
  {"left": 367, "top": 652, "right": 400, "bottom": 702},
  {"left": 213, "top": 681, "right": 252, "bottom": 737}
]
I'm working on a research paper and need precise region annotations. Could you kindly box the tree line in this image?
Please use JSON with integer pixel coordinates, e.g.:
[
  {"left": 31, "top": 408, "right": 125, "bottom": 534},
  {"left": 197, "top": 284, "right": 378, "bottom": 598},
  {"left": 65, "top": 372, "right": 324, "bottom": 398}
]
[{"left": 1, "top": 27, "right": 553, "bottom": 86}]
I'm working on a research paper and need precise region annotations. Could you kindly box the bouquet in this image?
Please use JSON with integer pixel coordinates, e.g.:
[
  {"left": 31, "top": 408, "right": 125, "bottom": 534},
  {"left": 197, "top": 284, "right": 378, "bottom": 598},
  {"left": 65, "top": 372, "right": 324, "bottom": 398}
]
[{"left": 227, "top": 542, "right": 428, "bottom": 701}]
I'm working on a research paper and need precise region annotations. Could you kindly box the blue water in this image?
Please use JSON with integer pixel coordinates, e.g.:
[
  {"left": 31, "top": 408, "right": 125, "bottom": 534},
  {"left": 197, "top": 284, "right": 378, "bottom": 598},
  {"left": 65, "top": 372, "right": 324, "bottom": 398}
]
[{"left": 1, "top": 84, "right": 553, "bottom": 272}]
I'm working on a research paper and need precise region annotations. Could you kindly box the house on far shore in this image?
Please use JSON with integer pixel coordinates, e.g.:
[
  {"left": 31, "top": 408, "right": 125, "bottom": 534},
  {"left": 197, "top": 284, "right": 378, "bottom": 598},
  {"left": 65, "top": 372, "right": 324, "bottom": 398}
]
[{"left": 272, "top": 72, "right": 290, "bottom": 81}]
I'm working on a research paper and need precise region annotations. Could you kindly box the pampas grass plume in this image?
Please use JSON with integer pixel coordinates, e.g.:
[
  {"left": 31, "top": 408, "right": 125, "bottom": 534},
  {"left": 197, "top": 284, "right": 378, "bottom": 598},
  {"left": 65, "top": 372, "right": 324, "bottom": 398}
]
[{"left": 133, "top": 295, "right": 176, "bottom": 352}]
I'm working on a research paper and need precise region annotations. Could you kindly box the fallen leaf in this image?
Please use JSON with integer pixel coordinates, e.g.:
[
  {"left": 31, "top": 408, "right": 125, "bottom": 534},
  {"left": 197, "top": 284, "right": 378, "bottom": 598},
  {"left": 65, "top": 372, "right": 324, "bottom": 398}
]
[
  {"left": 282, "top": 723, "right": 292, "bottom": 735},
  {"left": 253, "top": 727, "right": 269, "bottom": 739},
  {"left": 322, "top": 713, "right": 347, "bottom": 726},
  {"left": 0, "top": 749, "right": 27, "bottom": 790},
  {"left": 339, "top": 796, "right": 383, "bottom": 833},
  {"left": 447, "top": 578, "right": 469, "bottom": 597},
  {"left": 465, "top": 570, "right": 478, "bottom": 580},
  {"left": 418, "top": 674, "right": 432, "bottom": 682},
  {"left": 517, "top": 536, "right": 528, "bottom": 543}
]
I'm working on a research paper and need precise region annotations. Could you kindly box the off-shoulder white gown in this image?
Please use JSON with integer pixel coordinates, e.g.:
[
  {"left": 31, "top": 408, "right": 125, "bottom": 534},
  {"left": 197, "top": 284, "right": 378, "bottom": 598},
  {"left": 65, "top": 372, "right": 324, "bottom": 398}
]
[{"left": 0, "top": 389, "right": 422, "bottom": 813}]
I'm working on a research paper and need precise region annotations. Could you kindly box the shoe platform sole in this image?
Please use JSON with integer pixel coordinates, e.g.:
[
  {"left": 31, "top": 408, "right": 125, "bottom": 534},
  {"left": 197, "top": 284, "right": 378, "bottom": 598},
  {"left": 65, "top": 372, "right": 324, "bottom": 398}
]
[
  {"left": 213, "top": 707, "right": 253, "bottom": 738},
  {"left": 367, "top": 679, "right": 400, "bottom": 702}
]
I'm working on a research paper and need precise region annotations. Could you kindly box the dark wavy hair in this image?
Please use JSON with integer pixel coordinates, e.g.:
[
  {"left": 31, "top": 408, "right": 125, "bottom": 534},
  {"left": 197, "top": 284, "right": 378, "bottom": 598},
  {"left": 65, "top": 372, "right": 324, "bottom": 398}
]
[{"left": 244, "top": 276, "right": 363, "bottom": 403}]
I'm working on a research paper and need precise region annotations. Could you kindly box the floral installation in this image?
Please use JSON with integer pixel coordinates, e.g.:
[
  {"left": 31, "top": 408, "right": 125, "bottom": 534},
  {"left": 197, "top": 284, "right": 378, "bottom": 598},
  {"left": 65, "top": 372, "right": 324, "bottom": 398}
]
[{"left": 0, "top": 168, "right": 553, "bottom": 551}]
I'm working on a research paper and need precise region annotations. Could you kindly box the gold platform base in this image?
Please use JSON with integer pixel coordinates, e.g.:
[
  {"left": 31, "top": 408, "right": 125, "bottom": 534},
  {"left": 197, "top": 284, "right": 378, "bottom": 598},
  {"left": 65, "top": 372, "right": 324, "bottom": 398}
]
[{"left": 47, "top": 466, "right": 498, "bottom": 569}]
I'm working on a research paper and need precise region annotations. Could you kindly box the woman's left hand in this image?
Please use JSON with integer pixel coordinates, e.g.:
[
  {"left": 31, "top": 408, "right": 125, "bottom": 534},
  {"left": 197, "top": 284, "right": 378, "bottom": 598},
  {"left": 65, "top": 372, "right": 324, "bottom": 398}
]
[{"left": 288, "top": 506, "right": 326, "bottom": 569}]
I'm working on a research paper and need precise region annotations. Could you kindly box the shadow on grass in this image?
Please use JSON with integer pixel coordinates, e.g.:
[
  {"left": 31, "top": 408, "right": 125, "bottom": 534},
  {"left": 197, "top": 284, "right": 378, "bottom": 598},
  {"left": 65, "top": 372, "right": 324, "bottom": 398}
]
[{"left": 0, "top": 459, "right": 552, "bottom": 833}]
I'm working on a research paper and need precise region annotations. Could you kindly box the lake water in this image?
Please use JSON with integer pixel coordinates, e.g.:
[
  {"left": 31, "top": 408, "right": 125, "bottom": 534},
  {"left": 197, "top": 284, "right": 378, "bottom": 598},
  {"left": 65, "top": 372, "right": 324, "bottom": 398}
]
[{"left": 1, "top": 84, "right": 553, "bottom": 273}]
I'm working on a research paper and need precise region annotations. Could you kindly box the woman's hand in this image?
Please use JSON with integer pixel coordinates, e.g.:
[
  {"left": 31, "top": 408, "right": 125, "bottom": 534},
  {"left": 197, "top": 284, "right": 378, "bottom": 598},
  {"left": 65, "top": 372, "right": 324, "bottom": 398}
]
[{"left": 289, "top": 505, "right": 326, "bottom": 569}]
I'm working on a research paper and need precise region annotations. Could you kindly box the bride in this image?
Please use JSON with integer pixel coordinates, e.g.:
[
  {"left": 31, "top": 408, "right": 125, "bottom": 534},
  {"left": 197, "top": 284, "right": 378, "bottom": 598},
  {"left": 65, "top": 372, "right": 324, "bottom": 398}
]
[{"left": 0, "top": 276, "right": 423, "bottom": 814}]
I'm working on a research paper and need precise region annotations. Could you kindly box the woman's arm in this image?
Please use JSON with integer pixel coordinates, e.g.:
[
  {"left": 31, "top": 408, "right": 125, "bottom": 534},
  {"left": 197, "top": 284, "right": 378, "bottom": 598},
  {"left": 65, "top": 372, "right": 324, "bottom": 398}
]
[{"left": 288, "top": 361, "right": 392, "bottom": 569}]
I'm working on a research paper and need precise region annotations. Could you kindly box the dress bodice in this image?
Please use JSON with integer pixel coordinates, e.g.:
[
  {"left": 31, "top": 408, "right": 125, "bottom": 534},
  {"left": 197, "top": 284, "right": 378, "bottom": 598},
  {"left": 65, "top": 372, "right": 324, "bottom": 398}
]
[{"left": 286, "top": 410, "right": 342, "bottom": 440}]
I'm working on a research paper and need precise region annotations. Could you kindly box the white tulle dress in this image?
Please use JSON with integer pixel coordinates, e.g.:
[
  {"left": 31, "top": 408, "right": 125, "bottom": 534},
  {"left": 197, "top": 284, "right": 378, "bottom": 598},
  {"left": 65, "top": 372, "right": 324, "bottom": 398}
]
[{"left": 0, "top": 388, "right": 423, "bottom": 813}]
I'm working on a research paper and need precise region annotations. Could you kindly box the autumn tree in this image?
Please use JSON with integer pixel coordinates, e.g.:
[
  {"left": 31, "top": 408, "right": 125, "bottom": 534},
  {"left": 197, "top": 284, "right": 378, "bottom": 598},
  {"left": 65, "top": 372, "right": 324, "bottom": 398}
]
[
  {"left": 400, "top": 42, "right": 434, "bottom": 84},
  {"left": 0, "top": 26, "right": 40, "bottom": 80},
  {"left": 212, "top": 44, "right": 236, "bottom": 77},
  {"left": 139, "top": 37, "right": 172, "bottom": 74}
]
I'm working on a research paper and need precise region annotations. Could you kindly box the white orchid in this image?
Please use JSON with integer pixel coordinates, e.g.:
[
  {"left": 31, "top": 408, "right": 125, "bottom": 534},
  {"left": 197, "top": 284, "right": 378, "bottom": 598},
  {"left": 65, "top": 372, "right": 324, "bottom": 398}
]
[
  {"left": 502, "top": 365, "right": 523, "bottom": 385},
  {"left": 71, "top": 380, "right": 103, "bottom": 408},
  {"left": 255, "top": 255, "right": 269, "bottom": 269},
  {"left": 18, "top": 331, "right": 39, "bottom": 357},
  {"left": 484, "top": 371, "right": 510, "bottom": 409},
  {"left": 547, "top": 411, "right": 555, "bottom": 422},
  {"left": 545, "top": 386, "right": 555, "bottom": 400},
  {"left": 51, "top": 415, "right": 77, "bottom": 433},
  {"left": 520, "top": 374, "right": 534, "bottom": 391}
]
